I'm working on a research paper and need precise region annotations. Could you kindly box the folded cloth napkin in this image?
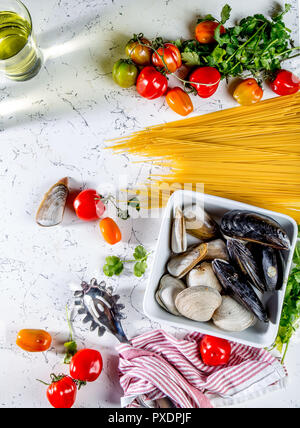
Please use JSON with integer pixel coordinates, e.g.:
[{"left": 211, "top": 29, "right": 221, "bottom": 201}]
[{"left": 117, "top": 329, "right": 287, "bottom": 408}]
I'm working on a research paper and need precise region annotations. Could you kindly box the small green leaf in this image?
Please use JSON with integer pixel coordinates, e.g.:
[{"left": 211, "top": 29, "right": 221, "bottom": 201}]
[
  {"left": 133, "top": 245, "right": 147, "bottom": 261},
  {"left": 103, "top": 256, "right": 124, "bottom": 277},
  {"left": 134, "top": 260, "right": 148, "bottom": 277},
  {"left": 128, "top": 197, "right": 141, "bottom": 212},
  {"left": 181, "top": 51, "right": 201, "bottom": 66},
  {"left": 221, "top": 4, "right": 232, "bottom": 24},
  {"left": 63, "top": 340, "right": 77, "bottom": 364}
]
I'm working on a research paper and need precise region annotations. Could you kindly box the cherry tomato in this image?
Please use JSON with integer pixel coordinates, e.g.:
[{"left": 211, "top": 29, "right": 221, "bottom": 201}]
[
  {"left": 16, "top": 329, "right": 52, "bottom": 352},
  {"left": 125, "top": 37, "right": 152, "bottom": 66},
  {"left": 100, "top": 217, "right": 122, "bottom": 245},
  {"left": 136, "top": 66, "right": 168, "bottom": 100},
  {"left": 270, "top": 69, "right": 300, "bottom": 96},
  {"left": 200, "top": 335, "right": 231, "bottom": 367},
  {"left": 233, "top": 78, "right": 263, "bottom": 106},
  {"left": 73, "top": 189, "right": 106, "bottom": 221},
  {"left": 166, "top": 87, "right": 194, "bottom": 116},
  {"left": 46, "top": 375, "right": 77, "bottom": 409},
  {"left": 70, "top": 349, "right": 103, "bottom": 383},
  {"left": 189, "top": 67, "right": 221, "bottom": 98},
  {"left": 112, "top": 59, "right": 138, "bottom": 88},
  {"left": 152, "top": 43, "right": 182, "bottom": 74},
  {"left": 195, "top": 21, "right": 226, "bottom": 44}
]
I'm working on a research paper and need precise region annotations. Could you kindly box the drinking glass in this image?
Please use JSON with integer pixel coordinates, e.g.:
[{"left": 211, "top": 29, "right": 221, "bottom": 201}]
[{"left": 0, "top": 0, "right": 42, "bottom": 81}]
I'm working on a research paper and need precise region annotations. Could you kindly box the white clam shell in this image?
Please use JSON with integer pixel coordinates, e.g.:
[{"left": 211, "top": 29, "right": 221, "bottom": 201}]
[
  {"left": 171, "top": 207, "right": 187, "bottom": 254},
  {"left": 213, "top": 296, "right": 257, "bottom": 332},
  {"left": 156, "top": 274, "right": 186, "bottom": 316},
  {"left": 186, "top": 262, "right": 222, "bottom": 292},
  {"left": 175, "top": 285, "right": 222, "bottom": 322}
]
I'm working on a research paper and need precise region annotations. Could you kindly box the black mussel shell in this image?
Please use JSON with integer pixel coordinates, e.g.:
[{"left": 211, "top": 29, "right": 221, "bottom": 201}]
[
  {"left": 221, "top": 210, "right": 290, "bottom": 251},
  {"left": 227, "top": 239, "right": 266, "bottom": 293},
  {"left": 261, "top": 247, "right": 284, "bottom": 292},
  {"left": 212, "top": 259, "right": 268, "bottom": 323}
]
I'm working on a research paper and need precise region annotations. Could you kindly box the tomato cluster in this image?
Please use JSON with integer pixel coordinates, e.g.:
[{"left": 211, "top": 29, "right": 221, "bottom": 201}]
[{"left": 113, "top": 28, "right": 300, "bottom": 112}]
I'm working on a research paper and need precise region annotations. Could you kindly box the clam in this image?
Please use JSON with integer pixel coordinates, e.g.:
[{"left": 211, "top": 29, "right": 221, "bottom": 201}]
[
  {"left": 36, "top": 178, "right": 69, "bottom": 227},
  {"left": 175, "top": 286, "right": 222, "bottom": 322},
  {"left": 183, "top": 205, "right": 219, "bottom": 241},
  {"left": 186, "top": 262, "right": 222, "bottom": 293},
  {"left": 167, "top": 239, "right": 228, "bottom": 279},
  {"left": 156, "top": 274, "right": 186, "bottom": 316},
  {"left": 227, "top": 239, "right": 265, "bottom": 293},
  {"left": 261, "top": 247, "right": 283, "bottom": 292},
  {"left": 221, "top": 210, "right": 290, "bottom": 251},
  {"left": 213, "top": 296, "right": 257, "bottom": 332},
  {"left": 212, "top": 259, "right": 268, "bottom": 323},
  {"left": 171, "top": 207, "right": 187, "bottom": 254}
]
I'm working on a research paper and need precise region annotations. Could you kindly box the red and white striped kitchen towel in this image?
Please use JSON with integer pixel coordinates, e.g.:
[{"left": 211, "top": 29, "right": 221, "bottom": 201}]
[{"left": 117, "top": 329, "right": 287, "bottom": 408}]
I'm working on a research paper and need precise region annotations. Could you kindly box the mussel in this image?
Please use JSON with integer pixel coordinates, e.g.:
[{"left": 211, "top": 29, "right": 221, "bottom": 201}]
[
  {"left": 221, "top": 210, "right": 290, "bottom": 251},
  {"left": 156, "top": 275, "right": 186, "bottom": 316},
  {"left": 167, "top": 239, "right": 228, "bottom": 279},
  {"left": 213, "top": 296, "right": 256, "bottom": 332},
  {"left": 227, "top": 239, "right": 265, "bottom": 293},
  {"left": 171, "top": 207, "right": 187, "bottom": 254},
  {"left": 183, "top": 205, "right": 219, "bottom": 241},
  {"left": 36, "top": 178, "right": 69, "bottom": 227},
  {"left": 175, "top": 286, "right": 222, "bottom": 322},
  {"left": 212, "top": 259, "right": 268, "bottom": 323},
  {"left": 186, "top": 262, "right": 222, "bottom": 292},
  {"left": 261, "top": 247, "right": 283, "bottom": 292}
]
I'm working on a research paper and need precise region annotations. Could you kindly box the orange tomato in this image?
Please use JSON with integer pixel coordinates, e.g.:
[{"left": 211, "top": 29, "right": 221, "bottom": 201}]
[
  {"left": 16, "top": 329, "right": 52, "bottom": 352},
  {"left": 195, "top": 21, "right": 226, "bottom": 44},
  {"left": 100, "top": 217, "right": 122, "bottom": 245},
  {"left": 233, "top": 78, "right": 263, "bottom": 106},
  {"left": 166, "top": 87, "right": 194, "bottom": 116}
]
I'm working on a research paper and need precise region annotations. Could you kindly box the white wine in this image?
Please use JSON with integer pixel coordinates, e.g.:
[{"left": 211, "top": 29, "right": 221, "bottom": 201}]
[{"left": 0, "top": 9, "right": 41, "bottom": 80}]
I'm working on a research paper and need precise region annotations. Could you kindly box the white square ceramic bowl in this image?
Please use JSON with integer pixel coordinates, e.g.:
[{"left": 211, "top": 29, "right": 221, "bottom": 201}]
[{"left": 143, "top": 190, "right": 298, "bottom": 348}]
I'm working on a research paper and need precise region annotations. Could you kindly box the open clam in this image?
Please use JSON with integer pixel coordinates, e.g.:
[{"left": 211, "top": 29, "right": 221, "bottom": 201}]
[
  {"left": 171, "top": 207, "right": 187, "bottom": 254},
  {"left": 186, "top": 262, "right": 222, "bottom": 293},
  {"left": 175, "top": 286, "right": 222, "bottom": 322},
  {"left": 227, "top": 239, "right": 265, "bottom": 293},
  {"left": 261, "top": 247, "right": 283, "bottom": 292},
  {"left": 155, "top": 275, "right": 186, "bottom": 316},
  {"left": 221, "top": 210, "right": 290, "bottom": 251},
  {"left": 167, "top": 239, "right": 228, "bottom": 279},
  {"left": 183, "top": 205, "right": 219, "bottom": 241},
  {"left": 36, "top": 178, "right": 69, "bottom": 227},
  {"left": 212, "top": 259, "right": 268, "bottom": 323},
  {"left": 213, "top": 296, "right": 257, "bottom": 332}
]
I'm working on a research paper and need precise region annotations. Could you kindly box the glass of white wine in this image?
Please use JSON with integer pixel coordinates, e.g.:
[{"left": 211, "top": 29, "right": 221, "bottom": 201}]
[{"left": 0, "top": 0, "right": 42, "bottom": 81}]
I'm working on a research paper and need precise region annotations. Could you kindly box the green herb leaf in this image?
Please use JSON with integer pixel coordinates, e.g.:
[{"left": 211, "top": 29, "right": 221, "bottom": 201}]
[
  {"left": 128, "top": 197, "right": 141, "bottom": 212},
  {"left": 221, "top": 4, "right": 232, "bottom": 24},
  {"left": 181, "top": 51, "right": 201, "bottom": 66},
  {"left": 134, "top": 260, "right": 148, "bottom": 277},
  {"left": 133, "top": 245, "right": 148, "bottom": 261},
  {"left": 63, "top": 341, "right": 77, "bottom": 364},
  {"left": 103, "top": 256, "right": 124, "bottom": 277}
]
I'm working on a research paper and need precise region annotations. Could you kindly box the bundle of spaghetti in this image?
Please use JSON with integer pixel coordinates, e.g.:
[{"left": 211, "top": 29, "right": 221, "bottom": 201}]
[{"left": 107, "top": 93, "right": 300, "bottom": 222}]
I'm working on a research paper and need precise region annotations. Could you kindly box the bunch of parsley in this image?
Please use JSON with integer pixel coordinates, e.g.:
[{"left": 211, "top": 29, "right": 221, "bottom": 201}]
[
  {"left": 103, "top": 245, "right": 149, "bottom": 278},
  {"left": 178, "top": 3, "right": 299, "bottom": 81},
  {"left": 275, "top": 229, "right": 300, "bottom": 363}
]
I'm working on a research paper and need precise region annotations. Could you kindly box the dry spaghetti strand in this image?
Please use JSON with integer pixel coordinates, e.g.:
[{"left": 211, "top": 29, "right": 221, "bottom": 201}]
[{"left": 107, "top": 93, "right": 300, "bottom": 222}]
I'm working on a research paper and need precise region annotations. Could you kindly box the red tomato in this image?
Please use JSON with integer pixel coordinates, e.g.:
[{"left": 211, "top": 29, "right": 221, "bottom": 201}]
[
  {"left": 46, "top": 375, "right": 77, "bottom": 409},
  {"left": 166, "top": 87, "right": 194, "bottom": 116},
  {"left": 270, "top": 69, "right": 300, "bottom": 96},
  {"left": 70, "top": 349, "right": 103, "bottom": 383},
  {"left": 189, "top": 67, "right": 221, "bottom": 98},
  {"left": 16, "top": 329, "right": 52, "bottom": 352},
  {"left": 233, "top": 78, "right": 263, "bottom": 106},
  {"left": 136, "top": 66, "right": 168, "bottom": 100},
  {"left": 152, "top": 43, "right": 182, "bottom": 74},
  {"left": 73, "top": 189, "right": 106, "bottom": 221},
  {"left": 200, "top": 335, "right": 231, "bottom": 367},
  {"left": 100, "top": 217, "right": 122, "bottom": 245},
  {"left": 195, "top": 21, "right": 226, "bottom": 44}
]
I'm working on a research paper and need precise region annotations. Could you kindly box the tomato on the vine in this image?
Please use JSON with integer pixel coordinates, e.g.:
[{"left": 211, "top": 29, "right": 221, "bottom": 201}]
[
  {"left": 46, "top": 375, "right": 77, "bottom": 409},
  {"left": 166, "top": 87, "right": 194, "bottom": 116},
  {"left": 73, "top": 189, "right": 106, "bottom": 221},
  {"left": 100, "top": 217, "right": 122, "bottom": 245},
  {"left": 136, "top": 66, "right": 168, "bottom": 100},
  {"left": 16, "top": 329, "right": 52, "bottom": 353},
  {"left": 126, "top": 37, "right": 152, "bottom": 66},
  {"left": 70, "top": 349, "right": 103, "bottom": 383},
  {"left": 233, "top": 78, "right": 263, "bottom": 106},
  {"left": 200, "top": 335, "right": 231, "bottom": 367},
  {"left": 152, "top": 43, "right": 182, "bottom": 74},
  {"left": 195, "top": 21, "right": 226, "bottom": 44},
  {"left": 189, "top": 66, "right": 221, "bottom": 98},
  {"left": 112, "top": 59, "right": 138, "bottom": 88},
  {"left": 270, "top": 69, "right": 300, "bottom": 96}
]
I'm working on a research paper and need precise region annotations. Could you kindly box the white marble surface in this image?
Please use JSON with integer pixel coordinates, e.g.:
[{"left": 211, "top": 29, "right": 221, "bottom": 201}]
[{"left": 0, "top": 0, "right": 299, "bottom": 409}]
